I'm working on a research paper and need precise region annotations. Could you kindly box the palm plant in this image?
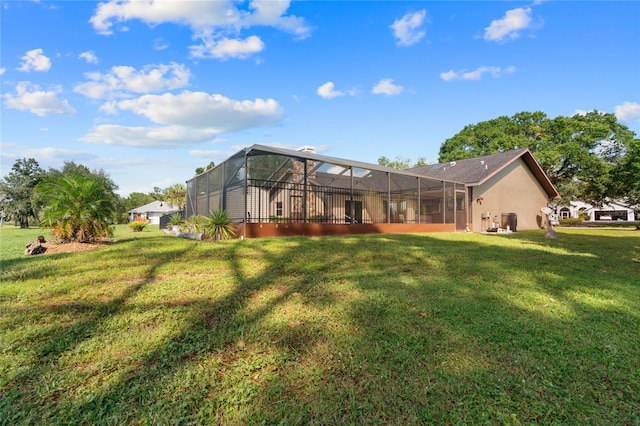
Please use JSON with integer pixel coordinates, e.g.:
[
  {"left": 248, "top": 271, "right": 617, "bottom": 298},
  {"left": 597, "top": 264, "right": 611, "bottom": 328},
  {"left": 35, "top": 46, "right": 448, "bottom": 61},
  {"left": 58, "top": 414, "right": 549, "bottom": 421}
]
[
  {"left": 163, "top": 184, "right": 187, "bottom": 210},
  {"left": 167, "top": 212, "right": 185, "bottom": 229},
  {"left": 203, "top": 209, "right": 236, "bottom": 241},
  {"left": 185, "top": 215, "right": 204, "bottom": 233},
  {"left": 35, "top": 174, "right": 115, "bottom": 242}
]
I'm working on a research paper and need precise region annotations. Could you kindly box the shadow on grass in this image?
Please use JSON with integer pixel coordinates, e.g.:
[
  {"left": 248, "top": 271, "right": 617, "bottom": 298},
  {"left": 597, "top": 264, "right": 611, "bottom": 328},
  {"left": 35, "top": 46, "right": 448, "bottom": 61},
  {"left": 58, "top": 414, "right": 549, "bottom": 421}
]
[{"left": 1, "top": 230, "right": 639, "bottom": 424}]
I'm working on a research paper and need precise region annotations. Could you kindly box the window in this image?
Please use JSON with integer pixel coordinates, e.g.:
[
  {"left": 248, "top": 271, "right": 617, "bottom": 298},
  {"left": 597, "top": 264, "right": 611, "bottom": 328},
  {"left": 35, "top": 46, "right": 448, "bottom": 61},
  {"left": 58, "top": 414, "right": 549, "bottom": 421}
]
[
  {"left": 276, "top": 201, "right": 283, "bottom": 217},
  {"left": 421, "top": 198, "right": 441, "bottom": 214},
  {"left": 456, "top": 192, "right": 465, "bottom": 211}
]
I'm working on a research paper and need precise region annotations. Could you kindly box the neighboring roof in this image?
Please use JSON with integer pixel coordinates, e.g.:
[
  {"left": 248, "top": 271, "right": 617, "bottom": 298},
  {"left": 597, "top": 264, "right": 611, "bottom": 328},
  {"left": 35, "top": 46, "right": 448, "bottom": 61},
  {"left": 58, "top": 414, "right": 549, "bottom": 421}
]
[
  {"left": 410, "top": 149, "right": 561, "bottom": 199},
  {"left": 129, "top": 200, "right": 180, "bottom": 214}
]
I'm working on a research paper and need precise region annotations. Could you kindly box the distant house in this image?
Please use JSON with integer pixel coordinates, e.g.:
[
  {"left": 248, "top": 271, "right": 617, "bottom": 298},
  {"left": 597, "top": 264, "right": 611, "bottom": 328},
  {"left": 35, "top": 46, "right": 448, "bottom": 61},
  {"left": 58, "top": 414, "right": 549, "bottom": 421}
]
[
  {"left": 185, "top": 145, "right": 561, "bottom": 238},
  {"left": 410, "top": 149, "right": 561, "bottom": 231},
  {"left": 129, "top": 201, "right": 180, "bottom": 225},
  {"left": 557, "top": 200, "right": 636, "bottom": 222}
]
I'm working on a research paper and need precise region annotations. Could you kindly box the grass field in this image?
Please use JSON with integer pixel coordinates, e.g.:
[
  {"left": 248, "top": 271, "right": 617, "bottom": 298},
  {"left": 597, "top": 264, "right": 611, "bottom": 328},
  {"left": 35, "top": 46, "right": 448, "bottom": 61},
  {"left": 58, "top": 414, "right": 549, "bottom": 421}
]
[{"left": 1, "top": 224, "right": 639, "bottom": 425}]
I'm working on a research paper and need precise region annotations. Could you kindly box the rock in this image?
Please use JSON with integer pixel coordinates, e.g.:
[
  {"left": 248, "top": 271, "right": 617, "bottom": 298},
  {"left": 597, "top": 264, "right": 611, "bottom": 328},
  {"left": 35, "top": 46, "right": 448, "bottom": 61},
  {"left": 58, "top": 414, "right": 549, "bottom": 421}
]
[
  {"left": 177, "top": 232, "right": 203, "bottom": 240},
  {"left": 25, "top": 241, "right": 47, "bottom": 255}
]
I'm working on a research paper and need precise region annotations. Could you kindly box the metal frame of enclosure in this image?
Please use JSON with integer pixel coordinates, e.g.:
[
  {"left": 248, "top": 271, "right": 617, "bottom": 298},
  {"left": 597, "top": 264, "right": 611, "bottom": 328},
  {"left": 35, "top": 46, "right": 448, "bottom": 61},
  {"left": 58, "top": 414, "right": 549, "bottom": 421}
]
[{"left": 185, "top": 145, "right": 468, "bottom": 238}]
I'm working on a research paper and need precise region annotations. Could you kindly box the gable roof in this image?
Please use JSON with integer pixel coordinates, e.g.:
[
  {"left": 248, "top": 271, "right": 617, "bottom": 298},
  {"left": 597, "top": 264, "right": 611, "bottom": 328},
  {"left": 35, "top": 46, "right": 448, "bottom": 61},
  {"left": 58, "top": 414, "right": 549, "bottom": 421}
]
[
  {"left": 129, "top": 200, "right": 180, "bottom": 214},
  {"left": 410, "top": 149, "right": 561, "bottom": 199}
]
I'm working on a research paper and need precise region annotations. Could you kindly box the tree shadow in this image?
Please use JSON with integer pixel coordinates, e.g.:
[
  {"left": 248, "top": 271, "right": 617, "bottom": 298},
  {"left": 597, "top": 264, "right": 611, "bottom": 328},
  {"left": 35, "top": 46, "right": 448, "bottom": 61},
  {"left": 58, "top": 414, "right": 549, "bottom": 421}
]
[{"left": 1, "top": 231, "right": 639, "bottom": 424}]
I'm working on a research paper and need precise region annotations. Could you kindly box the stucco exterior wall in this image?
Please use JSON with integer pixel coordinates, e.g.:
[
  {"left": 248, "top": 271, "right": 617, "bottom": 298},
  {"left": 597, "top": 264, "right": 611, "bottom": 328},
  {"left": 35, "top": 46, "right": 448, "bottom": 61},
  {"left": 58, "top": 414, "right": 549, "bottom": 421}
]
[{"left": 471, "top": 158, "right": 550, "bottom": 231}]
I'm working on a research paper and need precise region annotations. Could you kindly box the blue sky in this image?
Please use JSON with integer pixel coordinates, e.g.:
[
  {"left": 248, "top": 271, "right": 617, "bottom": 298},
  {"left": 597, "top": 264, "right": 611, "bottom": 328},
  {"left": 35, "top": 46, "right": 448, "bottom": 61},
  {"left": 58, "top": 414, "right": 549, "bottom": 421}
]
[{"left": 1, "top": 0, "right": 639, "bottom": 196}]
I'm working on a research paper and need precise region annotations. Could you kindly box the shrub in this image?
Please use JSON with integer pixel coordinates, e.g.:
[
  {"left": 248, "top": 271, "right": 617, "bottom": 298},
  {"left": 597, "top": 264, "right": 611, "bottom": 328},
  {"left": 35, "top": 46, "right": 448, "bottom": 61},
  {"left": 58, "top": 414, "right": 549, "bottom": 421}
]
[
  {"left": 167, "top": 212, "right": 185, "bottom": 229},
  {"left": 558, "top": 217, "right": 584, "bottom": 226},
  {"left": 128, "top": 220, "right": 148, "bottom": 232},
  {"left": 203, "top": 210, "right": 236, "bottom": 241},
  {"left": 185, "top": 215, "right": 205, "bottom": 233},
  {"left": 269, "top": 215, "right": 288, "bottom": 223},
  {"left": 35, "top": 174, "right": 115, "bottom": 242}
]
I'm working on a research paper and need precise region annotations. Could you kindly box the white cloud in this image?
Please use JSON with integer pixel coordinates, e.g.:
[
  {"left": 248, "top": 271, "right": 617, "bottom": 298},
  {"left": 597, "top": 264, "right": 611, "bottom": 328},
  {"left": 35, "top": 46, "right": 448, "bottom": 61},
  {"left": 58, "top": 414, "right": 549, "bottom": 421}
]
[
  {"left": 0, "top": 67, "right": 5, "bottom": 75},
  {"left": 372, "top": 78, "right": 404, "bottom": 96},
  {"left": 117, "top": 92, "right": 282, "bottom": 128},
  {"left": 90, "top": 1, "right": 234, "bottom": 34},
  {"left": 4, "top": 82, "right": 76, "bottom": 117},
  {"left": 614, "top": 102, "right": 640, "bottom": 122},
  {"left": 190, "top": 34, "right": 265, "bottom": 60},
  {"left": 440, "top": 66, "right": 516, "bottom": 81},
  {"left": 79, "top": 51, "right": 98, "bottom": 64},
  {"left": 154, "top": 37, "right": 169, "bottom": 51},
  {"left": 18, "top": 48, "right": 51, "bottom": 72},
  {"left": 23, "top": 147, "right": 97, "bottom": 162},
  {"left": 80, "top": 124, "right": 220, "bottom": 148},
  {"left": 391, "top": 10, "right": 427, "bottom": 46},
  {"left": 439, "top": 70, "right": 457, "bottom": 82},
  {"left": 484, "top": 7, "right": 532, "bottom": 42},
  {"left": 80, "top": 91, "right": 283, "bottom": 148},
  {"left": 74, "top": 62, "right": 191, "bottom": 99},
  {"left": 99, "top": 101, "right": 119, "bottom": 115},
  {"left": 317, "top": 82, "right": 344, "bottom": 99},
  {"left": 90, "top": 0, "right": 310, "bottom": 59},
  {"left": 189, "top": 149, "right": 226, "bottom": 158}
]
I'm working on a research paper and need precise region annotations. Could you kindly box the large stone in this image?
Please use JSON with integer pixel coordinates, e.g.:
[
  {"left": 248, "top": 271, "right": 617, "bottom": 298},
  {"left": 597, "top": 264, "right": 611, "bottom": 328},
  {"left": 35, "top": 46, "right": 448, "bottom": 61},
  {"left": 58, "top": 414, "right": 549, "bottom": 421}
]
[{"left": 25, "top": 241, "right": 47, "bottom": 255}]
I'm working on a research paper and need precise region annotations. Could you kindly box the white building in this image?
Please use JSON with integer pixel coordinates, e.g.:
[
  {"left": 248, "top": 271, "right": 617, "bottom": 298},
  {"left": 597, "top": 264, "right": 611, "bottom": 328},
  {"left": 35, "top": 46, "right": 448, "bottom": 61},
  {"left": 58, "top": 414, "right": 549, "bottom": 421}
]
[
  {"left": 129, "top": 201, "right": 181, "bottom": 225},
  {"left": 556, "top": 200, "right": 636, "bottom": 221}
]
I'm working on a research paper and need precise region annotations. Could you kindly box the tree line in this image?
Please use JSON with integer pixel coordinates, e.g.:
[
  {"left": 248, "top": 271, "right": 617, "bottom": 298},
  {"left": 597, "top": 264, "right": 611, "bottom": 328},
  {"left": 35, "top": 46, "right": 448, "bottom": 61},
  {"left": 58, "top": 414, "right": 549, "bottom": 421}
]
[
  {"left": 0, "top": 159, "right": 186, "bottom": 233},
  {"left": 378, "top": 111, "right": 639, "bottom": 206}
]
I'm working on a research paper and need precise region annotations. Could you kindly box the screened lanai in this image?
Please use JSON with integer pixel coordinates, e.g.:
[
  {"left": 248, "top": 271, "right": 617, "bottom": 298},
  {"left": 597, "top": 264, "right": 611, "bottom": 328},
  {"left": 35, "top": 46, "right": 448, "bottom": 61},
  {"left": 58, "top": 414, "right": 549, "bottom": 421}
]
[{"left": 185, "top": 145, "right": 468, "bottom": 237}]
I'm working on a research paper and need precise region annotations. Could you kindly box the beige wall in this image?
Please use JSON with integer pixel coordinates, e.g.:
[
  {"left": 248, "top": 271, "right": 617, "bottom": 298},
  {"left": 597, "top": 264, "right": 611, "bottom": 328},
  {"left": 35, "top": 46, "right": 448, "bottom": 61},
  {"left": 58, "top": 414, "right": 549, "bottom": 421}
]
[{"left": 471, "top": 159, "right": 550, "bottom": 231}]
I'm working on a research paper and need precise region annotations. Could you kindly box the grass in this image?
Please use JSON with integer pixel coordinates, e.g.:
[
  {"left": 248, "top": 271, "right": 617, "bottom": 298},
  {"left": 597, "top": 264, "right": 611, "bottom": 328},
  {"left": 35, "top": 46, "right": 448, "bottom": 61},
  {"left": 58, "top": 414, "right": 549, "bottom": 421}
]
[{"left": 1, "top": 224, "right": 639, "bottom": 425}]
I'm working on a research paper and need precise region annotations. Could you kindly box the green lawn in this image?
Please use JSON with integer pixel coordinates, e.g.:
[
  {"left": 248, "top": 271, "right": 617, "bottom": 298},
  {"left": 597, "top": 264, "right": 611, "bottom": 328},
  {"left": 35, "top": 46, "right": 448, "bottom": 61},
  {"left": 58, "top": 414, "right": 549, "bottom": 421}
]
[{"left": 1, "top": 225, "right": 639, "bottom": 425}]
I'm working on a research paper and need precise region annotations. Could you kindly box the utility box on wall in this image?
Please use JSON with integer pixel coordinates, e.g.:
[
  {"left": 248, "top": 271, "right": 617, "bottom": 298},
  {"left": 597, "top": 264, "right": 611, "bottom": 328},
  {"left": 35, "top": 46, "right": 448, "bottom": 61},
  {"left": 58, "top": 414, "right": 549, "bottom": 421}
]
[{"left": 501, "top": 213, "right": 517, "bottom": 232}]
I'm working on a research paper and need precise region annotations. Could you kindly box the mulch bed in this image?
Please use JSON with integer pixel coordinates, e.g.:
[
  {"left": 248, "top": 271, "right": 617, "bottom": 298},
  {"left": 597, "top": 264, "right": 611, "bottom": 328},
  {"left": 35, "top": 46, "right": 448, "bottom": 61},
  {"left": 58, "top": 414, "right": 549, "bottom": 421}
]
[{"left": 41, "top": 240, "right": 111, "bottom": 255}]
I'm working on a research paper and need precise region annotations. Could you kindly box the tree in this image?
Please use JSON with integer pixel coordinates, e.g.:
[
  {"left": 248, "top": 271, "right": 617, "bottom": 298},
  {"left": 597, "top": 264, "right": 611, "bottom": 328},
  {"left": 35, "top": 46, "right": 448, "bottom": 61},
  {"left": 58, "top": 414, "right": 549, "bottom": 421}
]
[
  {"left": 150, "top": 186, "right": 164, "bottom": 200},
  {"left": 46, "top": 161, "right": 125, "bottom": 222},
  {"left": 378, "top": 156, "right": 430, "bottom": 169},
  {"left": 163, "top": 184, "right": 186, "bottom": 210},
  {"left": 35, "top": 174, "right": 116, "bottom": 242},
  {"left": 121, "top": 192, "right": 156, "bottom": 213},
  {"left": 610, "top": 136, "right": 640, "bottom": 205},
  {"left": 47, "top": 161, "right": 118, "bottom": 194},
  {"left": 0, "top": 158, "right": 45, "bottom": 228},
  {"left": 438, "top": 111, "right": 637, "bottom": 204},
  {"left": 195, "top": 161, "right": 216, "bottom": 175}
]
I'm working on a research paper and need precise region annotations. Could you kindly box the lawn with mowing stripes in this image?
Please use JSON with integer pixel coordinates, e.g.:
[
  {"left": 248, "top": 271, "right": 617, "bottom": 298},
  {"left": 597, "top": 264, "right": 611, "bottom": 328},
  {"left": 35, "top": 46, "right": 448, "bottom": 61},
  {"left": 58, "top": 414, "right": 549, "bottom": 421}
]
[{"left": 1, "top": 225, "right": 639, "bottom": 424}]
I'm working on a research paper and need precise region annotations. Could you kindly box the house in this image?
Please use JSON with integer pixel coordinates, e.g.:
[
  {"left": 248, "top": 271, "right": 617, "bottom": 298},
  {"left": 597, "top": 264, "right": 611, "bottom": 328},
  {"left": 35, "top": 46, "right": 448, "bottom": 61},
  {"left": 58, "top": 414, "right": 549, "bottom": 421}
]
[
  {"left": 185, "top": 145, "right": 560, "bottom": 238},
  {"left": 129, "top": 201, "right": 181, "bottom": 225},
  {"left": 410, "top": 149, "right": 561, "bottom": 231},
  {"left": 556, "top": 200, "right": 636, "bottom": 222},
  {"left": 186, "top": 144, "right": 466, "bottom": 237}
]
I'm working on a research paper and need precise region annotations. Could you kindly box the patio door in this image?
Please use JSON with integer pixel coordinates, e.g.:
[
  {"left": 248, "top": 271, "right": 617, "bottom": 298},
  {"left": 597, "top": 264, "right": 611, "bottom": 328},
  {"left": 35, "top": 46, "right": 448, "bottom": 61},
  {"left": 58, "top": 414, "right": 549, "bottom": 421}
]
[
  {"left": 345, "top": 200, "right": 363, "bottom": 223},
  {"left": 455, "top": 190, "right": 467, "bottom": 231}
]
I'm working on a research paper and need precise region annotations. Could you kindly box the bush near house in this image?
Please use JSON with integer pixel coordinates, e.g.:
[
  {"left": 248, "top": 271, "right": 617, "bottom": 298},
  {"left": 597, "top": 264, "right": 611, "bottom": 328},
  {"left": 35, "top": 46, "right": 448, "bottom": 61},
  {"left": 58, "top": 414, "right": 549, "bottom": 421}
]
[
  {"left": 202, "top": 209, "right": 236, "bottom": 241},
  {"left": 558, "top": 217, "right": 584, "bottom": 226},
  {"left": 166, "top": 212, "right": 185, "bottom": 229},
  {"left": 127, "top": 220, "right": 148, "bottom": 232}
]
